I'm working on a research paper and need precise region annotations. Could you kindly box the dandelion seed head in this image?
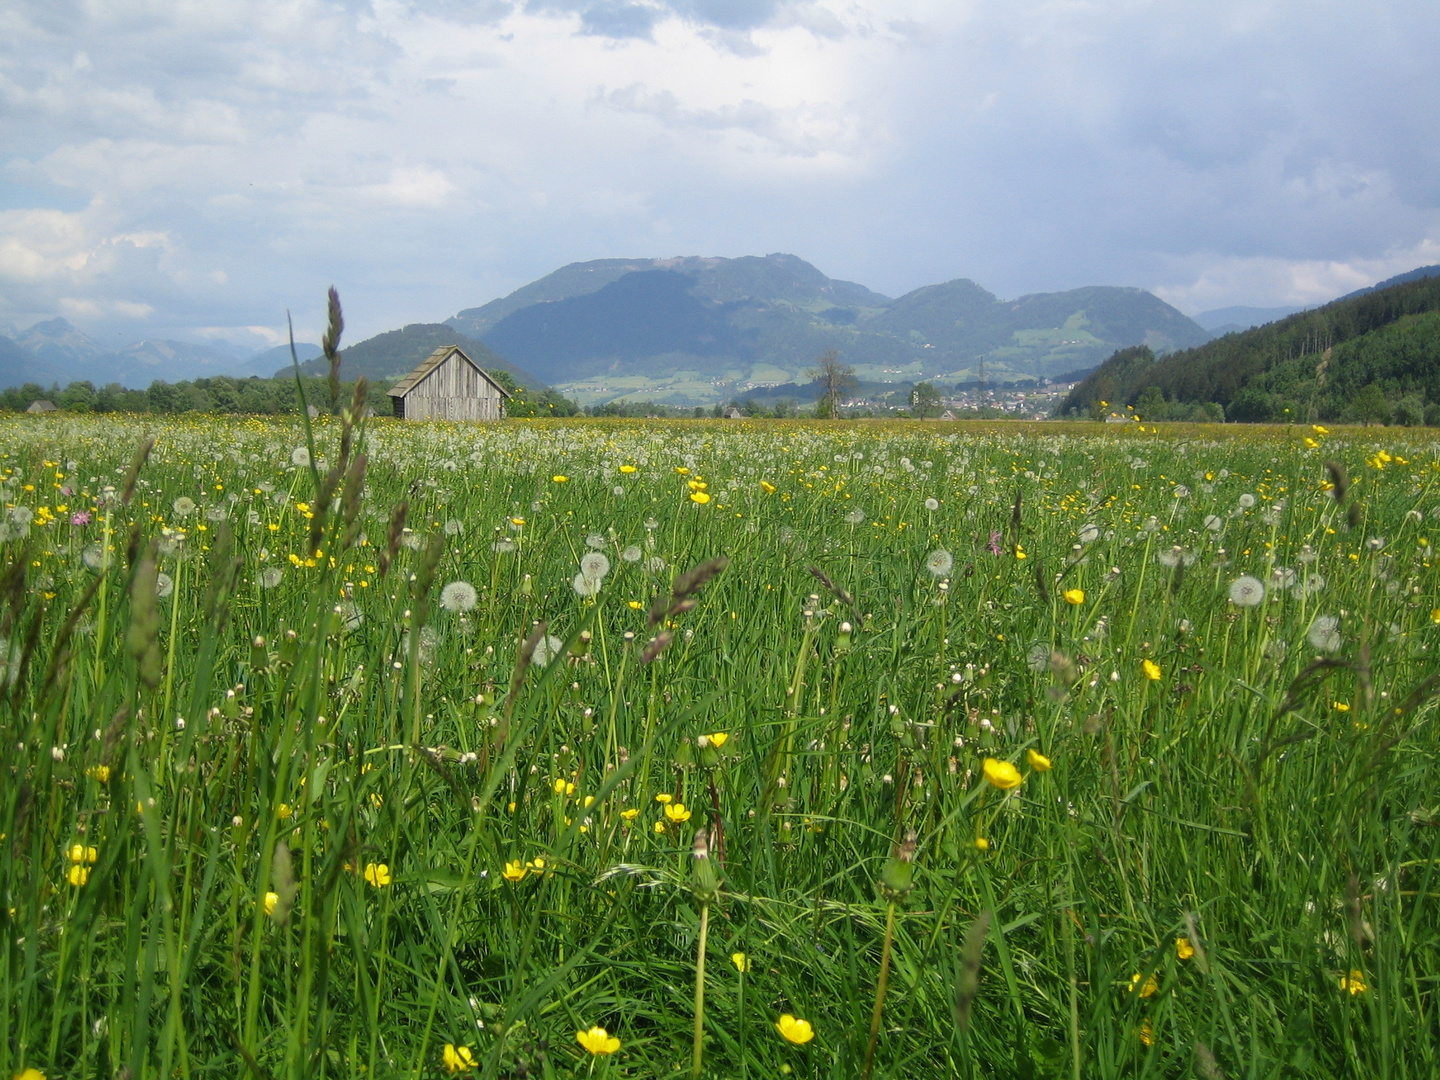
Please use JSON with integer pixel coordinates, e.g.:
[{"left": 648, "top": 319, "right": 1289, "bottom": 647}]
[
  {"left": 925, "top": 549, "right": 954, "bottom": 577},
  {"left": 440, "top": 580, "right": 478, "bottom": 613},
  {"left": 1228, "top": 575, "right": 1265, "bottom": 607}
]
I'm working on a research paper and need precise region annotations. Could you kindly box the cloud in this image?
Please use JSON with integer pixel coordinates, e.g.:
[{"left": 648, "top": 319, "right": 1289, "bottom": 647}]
[{"left": 0, "top": 0, "right": 1436, "bottom": 353}]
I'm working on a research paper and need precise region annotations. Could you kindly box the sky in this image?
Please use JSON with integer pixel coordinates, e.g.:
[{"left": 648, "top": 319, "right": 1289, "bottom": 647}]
[{"left": 2, "top": 0, "right": 1438, "bottom": 352}]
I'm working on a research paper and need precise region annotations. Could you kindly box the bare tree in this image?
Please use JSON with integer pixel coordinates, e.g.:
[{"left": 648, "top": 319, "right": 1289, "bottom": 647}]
[{"left": 807, "top": 350, "right": 857, "bottom": 418}]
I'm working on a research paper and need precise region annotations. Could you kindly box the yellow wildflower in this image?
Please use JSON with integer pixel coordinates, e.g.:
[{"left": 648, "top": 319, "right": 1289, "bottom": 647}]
[
  {"left": 552, "top": 475, "right": 568, "bottom": 483},
  {"left": 1063, "top": 588, "right": 1084, "bottom": 605},
  {"left": 619, "top": 464, "right": 637, "bottom": 474},
  {"left": 775, "top": 1014, "right": 815, "bottom": 1045},
  {"left": 690, "top": 492, "right": 711, "bottom": 504},
  {"left": 1129, "top": 972, "right": 1158, "bottom": 998},
  {"left": 576, "top": 1025, "right": 621, "bottom": 1055},
  {"left": 67, "top": 843, "right": 98, "bottom": 864},
  {"left": 732, "top": 951, "right": 751, "bottom": 972},
  {"left": 264, "top": 891, "right": 279, "bottom": 915},
  {"left": 760, "top": 480, "right": 777, "bottom": 494},
  {"left": 1142, "top": 659, "right": 1162, "bottom": 681},
  {"left": 1139, "top": 1018, "right": 1155, "bottom": 1046},
  {"left": 363, "top": 862, "right": 391, "bottom": 887},
  {"left": 1339, "top": 969, "right": 1367, "bottom": 994},
  {"left": 982, "top": 757, "right": 1022, "bottom": 790},
  {"left": 620, "top": 808, "right": 640, "bottom": 821},
  {"left": 1026, "top": 749, "right": 1052, "bottom": 772},
  {"left": 654, "top": 793, "right": 673, "bottom": 804},
  {"left": 664, "top": 802, "right": 692, "bottom": 824},
  {"left": 706, "top": 732, "right": 729, "bottom": 748},
  {"left": 502, "top": 860, "right": 527, "bottom": 883},
  {"left": 442, "top": 1043, "right": 478, "bottom": 1072},
  {"left": 67, "top": 864, "right": 89, "bottom": 887},
  {"left": 1176, "top": 937, "right": 1195, "bottom": 960},
  {"left": 974, "top": 837, "right": 990, "bottom": 851}
]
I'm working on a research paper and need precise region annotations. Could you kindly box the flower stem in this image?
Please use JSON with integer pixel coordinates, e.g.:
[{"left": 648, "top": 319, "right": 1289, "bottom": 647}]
[
  {"left": 862, "top": 900, "right": 898, "bottom": 1080},
  {"left": 692, "top": 901, "right": 710, "bottom": 1078}
]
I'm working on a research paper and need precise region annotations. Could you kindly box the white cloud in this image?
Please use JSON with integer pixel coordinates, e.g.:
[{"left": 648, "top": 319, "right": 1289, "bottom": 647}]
[{"left": 0, "top": 0, "right": 1435, "bottom": 350}]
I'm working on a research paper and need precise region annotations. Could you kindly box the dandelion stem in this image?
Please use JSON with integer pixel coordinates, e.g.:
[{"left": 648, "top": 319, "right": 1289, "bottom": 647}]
[
  {"left": 862, "top": 900, "right": 898, "bottom": 1080},
  {"left": 692, "top": 900, "right": 710, "bottom": 1078}
]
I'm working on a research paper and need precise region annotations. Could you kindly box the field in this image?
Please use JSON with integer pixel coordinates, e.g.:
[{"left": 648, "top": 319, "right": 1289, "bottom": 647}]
[{"left": 2, "top": 410, "right": 1438, "bottom": 1080}]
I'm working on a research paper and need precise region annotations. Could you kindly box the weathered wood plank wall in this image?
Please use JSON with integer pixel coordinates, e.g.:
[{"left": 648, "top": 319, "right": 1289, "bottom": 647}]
[{"left": 399, "top": 354, "right": 505, "bottom": 420}]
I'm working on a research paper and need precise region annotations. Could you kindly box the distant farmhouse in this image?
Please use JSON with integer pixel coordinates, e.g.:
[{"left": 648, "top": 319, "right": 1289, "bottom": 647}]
[
  {"left": 387, "top": 345, "right": 510, "bottom": 421},
  {"left": 25, "top": 400, "right": 57, "bottom": 414}
]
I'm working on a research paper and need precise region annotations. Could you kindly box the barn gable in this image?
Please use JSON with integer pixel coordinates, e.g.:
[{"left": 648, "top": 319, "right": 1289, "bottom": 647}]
[{"left": 387, "top": 346, "right": 511, "bottom": 421}]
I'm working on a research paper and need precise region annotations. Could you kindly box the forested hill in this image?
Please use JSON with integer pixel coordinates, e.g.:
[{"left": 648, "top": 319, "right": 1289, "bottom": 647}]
[{"left": 1057, "top": 272, "right": 1440, "bottom": 423}]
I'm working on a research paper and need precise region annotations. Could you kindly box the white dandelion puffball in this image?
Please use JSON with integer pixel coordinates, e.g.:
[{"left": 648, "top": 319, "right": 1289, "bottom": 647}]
[
  {"left": 926, "top": 549, "right": 954, "bottom": 577},
  {"left": 156, "top": 573, "right": 174, "bottom": 599},
  {"left": 924, "top": 498, "right": 940, "bottom": 511},
  {"left": 290, "top": 446, "right": 311, "bottom": 467},
  {"left": 1307, "top": 615, "right": 1342, "bottom": 653},
  {"left": 492, "top": 538, "right": 516, "bottom": 554},
  {"left": 1173, "top": 485, "right": 1190, "bottom": 498},
  {"left": 621, "top": 544, "right": 642, "bottom": 563},
  {"left": 81, "top": 542, "right": 105, "bottom": 571},
  {"left": 172, "top": 496, "right": 197, "bottom": 517},
  {"left": 1079, "top": 524, "right": 1100, "bottom": 544},
  {"left": 572, "top": 573, "right": 601, "bottom": 598},
  {"left": 339, "top": 602, "right": 364, "bottom": 632},
  {"left": 443, "top": 519, "right": 463, "bottom": 536},
  {"left": 440, "top": 580, "right": 478, "bottom": 613},
  {"left": 579, "top": 552, "right": 611, "bottom": 581},
  {"left": 644, "top": 556, "right": 666, "bottom": 574},
  {"left": 1204, "top": 514, "right": 1224, "bottom": 531},
  {"left": 1228, "top": 575, "right": 1265, "bottom": 607},
  {"left": 259, "top": 567, "right": 284, "bottom": 589},
  {"left": 843, "top": 509, "right": 866, "bottom": 525},
  {"left": 1238, "top": 493, "right": 1257, "bottom": 509},
  {"left": 585, "top": 533, "right": 606, "bottom": 549},
  {"left": 531, "top": 633, "right": 564, "bottom": 666}
]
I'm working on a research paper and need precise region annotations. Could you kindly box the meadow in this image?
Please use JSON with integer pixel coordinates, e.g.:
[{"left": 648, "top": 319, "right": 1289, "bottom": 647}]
[{"left": 1, "top": 407, "right": 1437, "bottom": 1080}]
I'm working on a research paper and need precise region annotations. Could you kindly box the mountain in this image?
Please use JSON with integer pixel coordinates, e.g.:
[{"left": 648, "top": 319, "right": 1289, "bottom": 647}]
[
  {"left": 291, "top": 322, "right": 548, "bottom": 390},
  {"left": 113, "top": 339, "right": 291, "bottom": 385},
  {"left": 1335, "top": 263, "right": 1440, "bottom": 303},
  {"left": 448, "top": 254, "right": 1210, "bottom": 403},
  {"left": 1058, "top": 270, "right": 1440, "bottom": 423},
  {"left": 13, "top": 318, "right": 110, "bottom": 380},
  {"left": 1192, "top": 305, "right": 1306, "bottom": 337}
]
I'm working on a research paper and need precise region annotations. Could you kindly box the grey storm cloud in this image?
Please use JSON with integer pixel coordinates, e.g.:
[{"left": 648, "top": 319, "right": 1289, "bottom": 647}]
[{"left": 0, "top": 0, "right": 1437, "bottom": 347}]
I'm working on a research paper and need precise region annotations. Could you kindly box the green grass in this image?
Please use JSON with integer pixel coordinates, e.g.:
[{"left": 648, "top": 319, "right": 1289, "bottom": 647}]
[{"left": 1, "top": 411, "right": 1438, "bottom": 1079}]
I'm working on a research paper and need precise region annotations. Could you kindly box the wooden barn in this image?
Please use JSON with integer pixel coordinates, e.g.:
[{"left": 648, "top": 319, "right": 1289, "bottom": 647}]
[{"left": 386, "top": 345, "right": 510, "bottom": 421}]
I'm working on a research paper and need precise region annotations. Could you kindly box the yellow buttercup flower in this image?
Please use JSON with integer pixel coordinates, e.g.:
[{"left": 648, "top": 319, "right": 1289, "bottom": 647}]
[
  {"left": 1139, "top": 1018, "right": 1155, "bottom": 1046},
  {"left": 760, "top": 480, "right": 777, "bottom": 494},
  {"left": 552, "top": 474, "right": 568, "bottom": 483},
  {"left": 664, "top": 802, "right": 692, "bottom": 824},
  {"left": 67, "top": 864, "right": 89, "bottom": 887},
  {"left": 654, "top": 793, "right": 673, "bottom": 804},
  {"left": 690, "top": 492, "right": 711, "bottom": 504},
  {"left": 1176, "top": 937, "right": 1195, "bottom": 960},
  {"left": 442, "top": 1043, "right": 477, "bottom": 1072},
  {"left": 732, "top": 951, "right": 751, "bottom": 972},
  {"left": 576, "top": 1025, "right": 621, "bottom": 1055},
  {"left": 620, "top": 808, "right": 640, "bottom": 821},
  {"left": 1339, "top": 969, "right": 1367, "bottom": 995},
  {"left": 675, "top": 466, "right": 690, "bottom": 475},
  {"left": 705, "top": 732, "right": 729, "bottom": 748},
  {"left": 363, "top": 862, "right": 391, "bottom": 887},
  {"left": 12, "top": 1069, "right": 46, "bottom": 1080},
  {"left": 502, "top": 860, "right": 528, "bottom": 883},
  {"left": 68, "top": 843, "right": 98, "bottom": 864},
  {"left": 974, "top": 836, "right": 989, "bottom": 851},
  {"left": 1063, "top": 588, "right": 1084, "bottom": 605},
  {"left": 1026, "top": 749, "right": 1052, "bottom": 772},
  {"left": 982, "top": 757, "right": 1022, "bottom": 790},
  {"left": 1142, "top": 659, "right": 1162, "bottom": 681},
  {"left": 775, "top": 1013, "right": 815, "bottom": 1044},
  {"left": 619, "top": 464, "right": 637, "bottom": 474},
  {"left": 1129, "top": 972, "right": 1158, "bottom": 998},
  {"left": 277, "top": 803, "right": 293, "bottom": 820}
]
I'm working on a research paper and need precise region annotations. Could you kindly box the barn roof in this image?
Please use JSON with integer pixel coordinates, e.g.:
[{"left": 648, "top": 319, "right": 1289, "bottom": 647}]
[{"left": 386, "top": 345, "right": 511, "bottom": 399}]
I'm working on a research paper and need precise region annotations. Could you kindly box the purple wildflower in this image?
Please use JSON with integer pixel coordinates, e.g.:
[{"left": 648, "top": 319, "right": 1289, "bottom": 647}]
[
  {"left": 988, "top": 530, "right": 1002, "bottom": 555},
  {"left": 71, "top": 510, "right": 92, "bottom": 526}
]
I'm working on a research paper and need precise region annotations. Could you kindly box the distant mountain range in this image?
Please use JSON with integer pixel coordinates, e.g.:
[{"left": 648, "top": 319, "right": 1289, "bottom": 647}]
[
  {"left": 443, "top": 254, "right": 1210, "bottom": 405},
  {"left": 5, "top": 257, "right": 1438, "bottom": 408},
  {"left": 1059, "top": 266, "right": 1440, "bottom": 423},
  {"left": 0, "top": 318, "right": 318, "bottom": 390}
]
